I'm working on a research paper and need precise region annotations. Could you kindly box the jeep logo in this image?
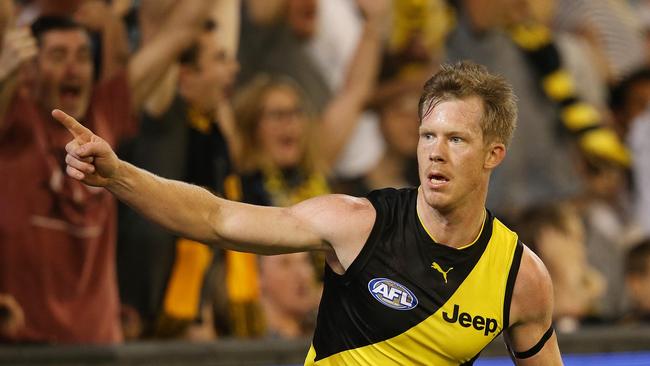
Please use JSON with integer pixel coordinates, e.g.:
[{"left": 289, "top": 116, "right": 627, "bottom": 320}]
[
  {"left": 442, "top": 304, "right": 498, "bottom": 336},
  {"left": 368, "top": 278, "right": 418, "bottom": 311}
]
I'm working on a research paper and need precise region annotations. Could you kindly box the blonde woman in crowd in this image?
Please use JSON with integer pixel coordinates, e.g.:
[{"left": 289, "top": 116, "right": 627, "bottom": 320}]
[{"left": 219, "top": 0, "right": 387, "bottom": 338}]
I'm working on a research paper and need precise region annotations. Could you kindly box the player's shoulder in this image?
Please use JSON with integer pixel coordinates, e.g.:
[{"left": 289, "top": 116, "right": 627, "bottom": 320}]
[
  {"left": 291, "top": 194, "right": 377, "bottom": 271},
  {"left": 510, "top": 245, "right": 554, "bottom": 325},
  {"left": 289, "top": 193, "right": 376, "bottom": 227},
  {"left": 331, "top": 187, "right": 417, "bottom": 224},
  {"left": 309, "top": 193, "right": 375, "bottom": 212}
]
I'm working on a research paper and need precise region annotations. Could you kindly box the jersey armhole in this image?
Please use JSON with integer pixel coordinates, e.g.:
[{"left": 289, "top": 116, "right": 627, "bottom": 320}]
[
  {"left": 503, "top": 240, "right": 524, "bottom": 329},
  {"left": 328, "top": 194, "right": 386, "bottom": 284}
]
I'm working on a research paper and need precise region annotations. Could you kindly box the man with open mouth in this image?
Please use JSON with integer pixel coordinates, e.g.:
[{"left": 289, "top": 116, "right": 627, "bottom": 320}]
[
  {"left": 0, "top": 0, "right": 214, "bottom": 344},
  {"left": 55, "top": 61, "right": 563, "bottom": 364}
]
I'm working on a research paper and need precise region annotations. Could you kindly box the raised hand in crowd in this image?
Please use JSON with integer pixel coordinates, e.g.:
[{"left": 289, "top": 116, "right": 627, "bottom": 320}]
[
  {"left": 0, "top": 26, "right": 36, "bottom": 81},
  {"left": 73, "top": 0, "right": 129, "bottom": 80},
  {"left": 0, "top": 25, "right": 36, "bottom": 121}
]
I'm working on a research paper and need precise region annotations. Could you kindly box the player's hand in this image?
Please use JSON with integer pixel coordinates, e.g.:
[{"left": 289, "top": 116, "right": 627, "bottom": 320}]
[
  {"left": 52, "top": 109, "right": 120, "bottom": 187},
  {"left": 0, "top": 27, "right": 37, "bottom": 81},
  {"left": 0, "top": 294, "right": 25, "bottom": 337}
]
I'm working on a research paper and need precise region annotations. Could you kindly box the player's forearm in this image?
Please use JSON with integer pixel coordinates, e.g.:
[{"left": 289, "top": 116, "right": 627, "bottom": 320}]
[
  {"left": 107, "top": 160, "right": 223, "bottom": 244},
  {"left": 106, "top": 160, "right": 325, "bottom": 255}
]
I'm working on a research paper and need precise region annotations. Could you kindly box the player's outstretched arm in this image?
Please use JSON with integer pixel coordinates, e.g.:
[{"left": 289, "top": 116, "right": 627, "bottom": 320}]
[
  {"left": 505, "top": 247, "right": 563, "bottom": 365},
  {"left": 52, "top": 109, "right": 375, "bottom": 259}
]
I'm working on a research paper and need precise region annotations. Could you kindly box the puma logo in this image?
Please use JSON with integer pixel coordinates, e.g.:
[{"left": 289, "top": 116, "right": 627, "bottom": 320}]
[{"left": 431, "top": 262, "right": 453, "bottom": 283}]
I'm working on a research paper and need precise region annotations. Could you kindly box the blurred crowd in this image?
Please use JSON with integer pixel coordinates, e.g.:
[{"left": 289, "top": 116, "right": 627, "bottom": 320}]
[{"left": 2, "top": 0, "right": 650, "bottom": 344}]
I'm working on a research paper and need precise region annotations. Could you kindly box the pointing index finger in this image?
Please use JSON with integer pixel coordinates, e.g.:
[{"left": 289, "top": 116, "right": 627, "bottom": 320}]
[{"left": 52, "top": 109, "right": 93, "bottom": 142}]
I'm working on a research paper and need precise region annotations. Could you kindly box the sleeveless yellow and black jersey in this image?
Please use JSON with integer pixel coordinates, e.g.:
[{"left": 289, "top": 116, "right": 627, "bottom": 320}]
[{"left": 304, "top": 188, "right": 523, "bottom": 365}]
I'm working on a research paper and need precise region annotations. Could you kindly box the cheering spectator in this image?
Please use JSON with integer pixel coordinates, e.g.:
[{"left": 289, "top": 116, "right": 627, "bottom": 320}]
[{"left": 0, "top": 0, "right": 214, "bottom": 343}]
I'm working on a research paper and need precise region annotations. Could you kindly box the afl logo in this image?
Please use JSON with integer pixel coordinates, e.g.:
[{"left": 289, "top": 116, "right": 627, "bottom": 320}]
[{"left": 368, "top": 278, "right": 418, "bottom": 311}]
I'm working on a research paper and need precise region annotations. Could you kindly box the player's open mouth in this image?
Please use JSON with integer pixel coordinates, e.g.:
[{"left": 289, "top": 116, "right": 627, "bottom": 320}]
[{"left": 428, "top": 173, "right": 449, "bottom": 183}]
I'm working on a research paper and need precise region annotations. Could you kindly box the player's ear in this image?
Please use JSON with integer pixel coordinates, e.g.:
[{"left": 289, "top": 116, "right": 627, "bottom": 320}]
[{"left": 484, "top": 142, "right": 506, "bottom": 169}]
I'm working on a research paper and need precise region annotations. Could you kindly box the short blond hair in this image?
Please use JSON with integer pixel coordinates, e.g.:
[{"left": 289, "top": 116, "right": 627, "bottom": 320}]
[{"left": 418, "top": 61, "right": 518, "bottom": 147}]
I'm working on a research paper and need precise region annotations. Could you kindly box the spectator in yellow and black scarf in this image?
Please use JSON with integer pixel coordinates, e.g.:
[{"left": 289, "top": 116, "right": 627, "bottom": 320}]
[{"left": 445, "top": 0, "right": 629, "bottom": 218}]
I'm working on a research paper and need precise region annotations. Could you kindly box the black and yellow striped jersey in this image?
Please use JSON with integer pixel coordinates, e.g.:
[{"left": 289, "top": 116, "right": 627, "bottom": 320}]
[{"left": 305, "top": 187, "right": 523, "bottom": 365}]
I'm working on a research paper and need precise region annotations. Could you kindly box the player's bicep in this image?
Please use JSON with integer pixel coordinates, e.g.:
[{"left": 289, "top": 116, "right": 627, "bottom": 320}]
[
  {"left": 290, "top": 194, "right": 376, "bottom": 270},
  {"left": 213, "top": 194, "right": 374, "bottom": 257},
  {"left": 505, "top": 247, "right": 563, "bottom": 365},
  {"left": 213, "top": 199, "right": 328, "bottom": 255}
]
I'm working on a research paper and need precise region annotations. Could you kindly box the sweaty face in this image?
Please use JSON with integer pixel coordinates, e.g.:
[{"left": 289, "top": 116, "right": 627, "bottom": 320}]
[
  {"left": 417, "top": 97, "right": 497, "bottom": 212},
  {"left": 35, "top": 29, "right": 93, "bottom": 120},
  {"left": 259, "top": 252, "right": 318, "bottom": 318},
  {"left": 256, "top": 86, "right": 307, "bottom": 169}
]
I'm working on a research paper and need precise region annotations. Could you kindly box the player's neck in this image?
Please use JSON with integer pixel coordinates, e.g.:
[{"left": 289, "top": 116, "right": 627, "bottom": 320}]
[{"left": 417, "top": 193, "right": 487, "bottom": 249}]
